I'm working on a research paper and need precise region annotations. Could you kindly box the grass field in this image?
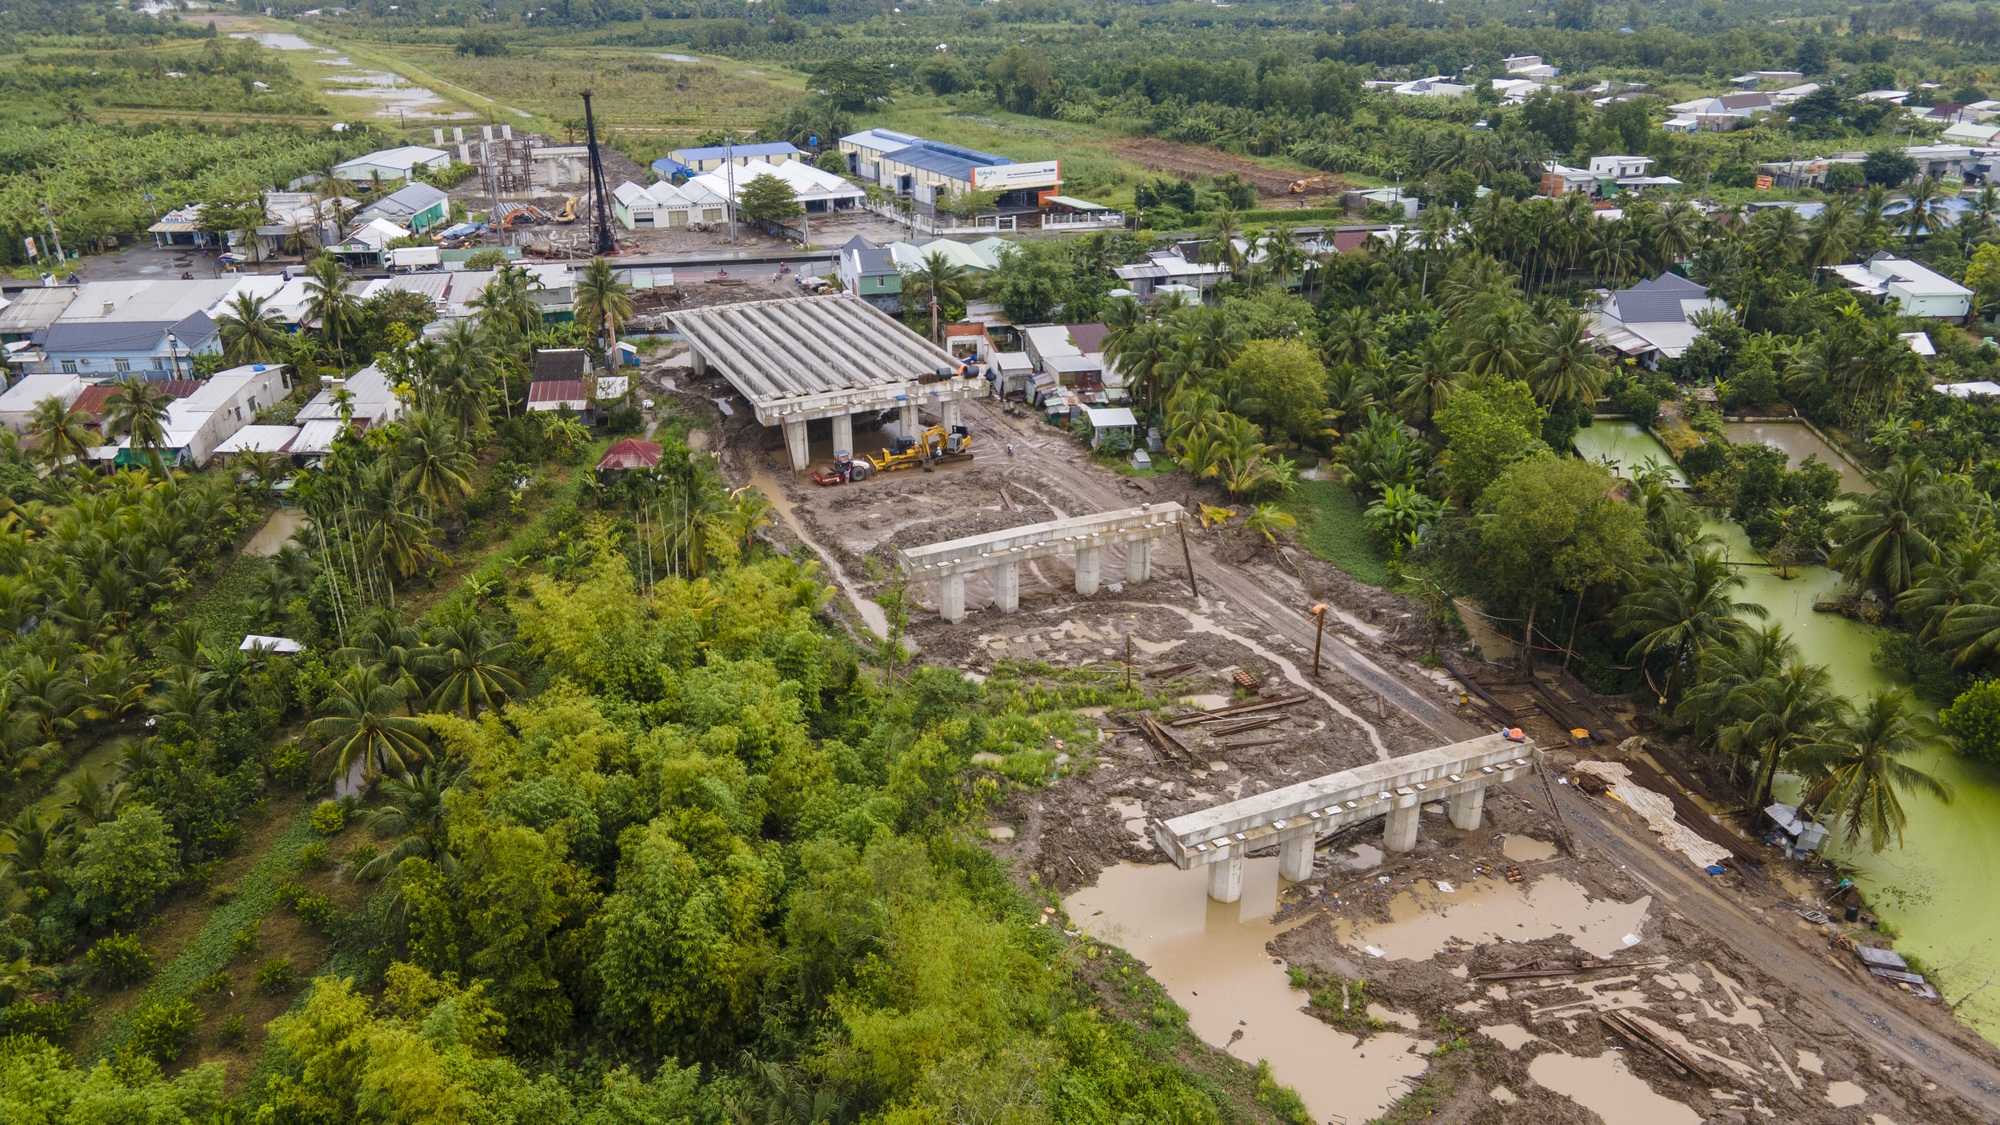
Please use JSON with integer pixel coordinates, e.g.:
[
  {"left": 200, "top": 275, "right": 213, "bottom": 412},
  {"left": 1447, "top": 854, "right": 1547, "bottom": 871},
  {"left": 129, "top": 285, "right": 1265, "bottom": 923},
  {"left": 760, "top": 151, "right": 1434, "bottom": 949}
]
[{"left": 1281, "top": 479, "right": 1395, "bottom": 587}]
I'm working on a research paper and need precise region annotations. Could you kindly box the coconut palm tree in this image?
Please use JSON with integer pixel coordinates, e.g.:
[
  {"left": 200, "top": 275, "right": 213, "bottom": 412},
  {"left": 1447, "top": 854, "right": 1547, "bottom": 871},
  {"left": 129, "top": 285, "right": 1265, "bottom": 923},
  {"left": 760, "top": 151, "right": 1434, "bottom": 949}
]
[
  {"left": 904, "top": 250, "right": 973, "bottom": 342},
  {"left": 1394, "top": 335, "right": 1464, "bottom": 430},
  {"left": 302, "top": 252, "right": 360, "bottom": 369},
  {"left": 421, "top": 605, "right": 523, "bottom": 719},
  {"left": 1795, "top": 691, "right": 1952, "bottom": 852},
  {"left": 575, "top": 255, "right": 633, "bottom": 358},
  {"left": 470, "top": 262, "right": 544, "bottom": 346},
  {"left": 1244, "top": 503, "right": 1296, "bottom": 545},
  {"left": 216, "top": 291, "right": 286, "bottom": 365},
  {"left": 308, "top": 661, "right": 428, "bottom": 785},
  {"left": 396, "top": 412, "right": 475, "bottom": 517},
  {"left": 1677, "top": 623, "right": 1797, "bottom": 748},
  {"left": 103, "top": 376, "right": 175, "bottom": 476},
  {"left": 1899, "top": 178, "right": 1943, "bottom": 244},
  {"left": 1526, "top": 310, "right": 1610, "bottom": 407},
  {"left": 26, "top": 398, "right": 93, "bottom": 474},
  {"left": 1719, "top": 659, "right": 1843, "bottom": 812},
  {"left": 1613, "top": 549, "right": 1765, "bottom": 702},
  {"left": 1830, "top": 452, "right": 1950, "bottom": 600},
  {"left": 424, "top": 319, "right": 499, "bottom": 437},
  {"left": 357, "top": 765, "right": 460, "bottom": 879}
]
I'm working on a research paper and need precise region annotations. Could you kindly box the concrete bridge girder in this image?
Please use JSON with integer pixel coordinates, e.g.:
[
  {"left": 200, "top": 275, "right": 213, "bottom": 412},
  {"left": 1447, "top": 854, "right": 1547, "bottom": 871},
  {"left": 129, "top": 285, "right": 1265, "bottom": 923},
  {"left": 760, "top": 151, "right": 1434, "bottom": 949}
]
[
  {"left": 897, "top": 503, "right": 1184, "bottom": 623},
  {"left": 1155, "top": 734, "right": 1541, "bottom": 903}
]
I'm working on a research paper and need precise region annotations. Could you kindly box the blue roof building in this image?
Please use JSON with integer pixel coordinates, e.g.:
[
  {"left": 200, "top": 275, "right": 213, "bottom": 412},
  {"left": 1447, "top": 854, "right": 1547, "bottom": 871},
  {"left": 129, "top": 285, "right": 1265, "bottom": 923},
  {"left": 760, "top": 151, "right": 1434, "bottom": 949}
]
[{"left": 666, "top": 140, "right": 802, "bottom": 173}]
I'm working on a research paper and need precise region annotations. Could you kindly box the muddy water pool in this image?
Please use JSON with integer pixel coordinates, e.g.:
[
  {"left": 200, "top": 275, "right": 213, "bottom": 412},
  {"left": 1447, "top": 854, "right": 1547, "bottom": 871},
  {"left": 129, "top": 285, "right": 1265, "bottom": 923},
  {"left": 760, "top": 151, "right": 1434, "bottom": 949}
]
[
  {"left": 1335, "top": 874, "right": 1650, "bottom": 960},
  {"left": 232, "top": 29, "right": 471, "bottom": 119},
  {"left": 1526, "top": 1050, "right": 1702, "bottom": 1125},
  {"left": 1066, "top": 860, "right": 1431, "bottom": 1125},
  {"left": 1722, "top": 420, "right": 1870, "bottom": 495},
  {"left": 1571, "top": 422, "right": 1688, "bottom": 486}
]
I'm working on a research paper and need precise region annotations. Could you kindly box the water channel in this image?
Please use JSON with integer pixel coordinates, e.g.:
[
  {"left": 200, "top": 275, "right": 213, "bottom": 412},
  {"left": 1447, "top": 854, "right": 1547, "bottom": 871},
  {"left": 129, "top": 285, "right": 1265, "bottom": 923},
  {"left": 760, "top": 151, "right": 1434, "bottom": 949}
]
[{"left": 1588, "top": 423, "right": 2000, "bottom": 1037}]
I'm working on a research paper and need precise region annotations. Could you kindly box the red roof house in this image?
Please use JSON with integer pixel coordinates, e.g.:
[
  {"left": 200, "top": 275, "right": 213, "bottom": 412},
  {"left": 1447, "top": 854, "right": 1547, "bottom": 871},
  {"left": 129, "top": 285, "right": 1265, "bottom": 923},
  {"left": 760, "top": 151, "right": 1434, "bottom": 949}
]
[{"left": 596, "top": 438, "right": 663, "bottom": 472}]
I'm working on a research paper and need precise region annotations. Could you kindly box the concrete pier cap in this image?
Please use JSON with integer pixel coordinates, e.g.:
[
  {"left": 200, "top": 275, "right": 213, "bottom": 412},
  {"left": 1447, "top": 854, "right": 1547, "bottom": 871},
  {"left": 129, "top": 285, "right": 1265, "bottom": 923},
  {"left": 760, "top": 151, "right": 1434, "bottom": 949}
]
[
  {"left": 1152, "top": 732, "right": 1541, "bottom": 903},
  {"left": 896, "top": 503, "right": 1184, "bottom": 621}
]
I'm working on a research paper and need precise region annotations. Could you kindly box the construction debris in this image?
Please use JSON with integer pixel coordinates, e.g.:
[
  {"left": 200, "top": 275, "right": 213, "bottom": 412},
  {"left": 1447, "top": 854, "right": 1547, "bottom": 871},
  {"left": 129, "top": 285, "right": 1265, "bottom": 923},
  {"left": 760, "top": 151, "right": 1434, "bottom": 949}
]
[
  {"left": 1147, "top": 662, "right": 1201, "bottom": 680},
  {"left": 1136, "top": 714, "right": 1188, "bottom": 760},
  {"left": 1573, "top": 760, "right": 1733, "bottom": 871},
  {"left": 1207, "top": 716, "right": 1276, "bottom": 737},
  {"left": 1168, "top": 692, "right": 1311, "bottom": 726}
]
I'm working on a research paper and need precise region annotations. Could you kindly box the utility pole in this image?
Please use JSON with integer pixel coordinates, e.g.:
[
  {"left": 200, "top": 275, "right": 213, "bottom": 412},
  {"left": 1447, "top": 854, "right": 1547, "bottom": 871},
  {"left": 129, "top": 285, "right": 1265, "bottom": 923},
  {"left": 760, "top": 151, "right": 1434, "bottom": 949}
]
[
  {"left": 725, "top": 135, "right": 738, "bottom": 242},
  {"left": 580, "top": 91, "right": 617, "bottom": 256}
]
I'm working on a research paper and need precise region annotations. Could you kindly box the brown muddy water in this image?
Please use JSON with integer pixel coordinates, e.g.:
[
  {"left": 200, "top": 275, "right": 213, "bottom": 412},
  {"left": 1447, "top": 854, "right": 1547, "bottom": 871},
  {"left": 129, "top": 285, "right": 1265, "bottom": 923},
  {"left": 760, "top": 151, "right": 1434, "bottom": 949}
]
[
  {"left": 1065, "top": 859, "right": 1432, "bottom": 1125},
  {"left": 1526, "top": 1050, "right": 1702, "bottom": 1125},
  {"left": 1335, "top": 875, "right": 1651, "bottom": 961}
]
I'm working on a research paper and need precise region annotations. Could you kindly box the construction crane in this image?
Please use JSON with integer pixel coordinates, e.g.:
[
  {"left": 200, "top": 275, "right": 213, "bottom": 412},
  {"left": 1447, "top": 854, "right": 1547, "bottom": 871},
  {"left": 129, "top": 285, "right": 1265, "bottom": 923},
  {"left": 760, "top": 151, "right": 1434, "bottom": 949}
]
[{"left": 580, "top": 90, "right": 617, "bottom": 256}]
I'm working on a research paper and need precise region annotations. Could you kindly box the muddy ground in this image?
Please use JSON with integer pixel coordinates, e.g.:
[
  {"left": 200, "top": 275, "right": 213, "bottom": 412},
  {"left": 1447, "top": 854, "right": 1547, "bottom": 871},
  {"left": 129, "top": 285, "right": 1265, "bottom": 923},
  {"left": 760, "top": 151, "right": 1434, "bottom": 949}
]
[{"left": 674, "top": 382, "right": 1995, "bottom": 1124}]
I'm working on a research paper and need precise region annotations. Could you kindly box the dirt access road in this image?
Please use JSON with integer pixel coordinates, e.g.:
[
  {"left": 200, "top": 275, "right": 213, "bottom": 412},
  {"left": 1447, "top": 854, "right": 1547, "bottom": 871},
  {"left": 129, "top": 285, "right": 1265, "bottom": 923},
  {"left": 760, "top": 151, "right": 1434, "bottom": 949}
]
[
  {"left": 1114, "top": 137, "right": 1335, "bottom": 201},
  {"left": 1544, "top": 777, "right": 2000, "bottom": 1120},
  {"left": 920, "top": 398, "right": 2000, "bottom": 1118}
]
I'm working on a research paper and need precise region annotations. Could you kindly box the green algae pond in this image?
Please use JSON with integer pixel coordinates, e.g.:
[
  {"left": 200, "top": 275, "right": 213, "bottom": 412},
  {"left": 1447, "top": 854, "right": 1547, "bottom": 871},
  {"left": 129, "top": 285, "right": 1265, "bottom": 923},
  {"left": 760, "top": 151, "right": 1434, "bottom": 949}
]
[
  {"left": 1708, "top": 521, "right": 2000, "bottom": 1037},
  {"left": 1571, "top": 421, "right": 1689, "bottom": 487}
]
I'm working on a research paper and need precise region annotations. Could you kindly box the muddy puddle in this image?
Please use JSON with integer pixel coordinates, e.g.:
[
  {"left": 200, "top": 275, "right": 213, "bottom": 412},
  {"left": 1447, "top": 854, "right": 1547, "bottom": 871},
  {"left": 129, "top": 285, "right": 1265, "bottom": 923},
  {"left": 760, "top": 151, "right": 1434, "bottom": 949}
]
[
  {"left": 1527, "top": 1050, "right": 1700, "bottom": 1125},
  {"left": 233, "top": 29, "right": 472, "bottom": 119},
  {"left": 1500, "top": 834, "right": 1557, "bottom": 862},
  {"left": 243, "top": 507, "right": 309, "bottom": 557},
  {"left": 1067, "top": 860, "right": 1430, "bottom": 1125},
  {"left": 1336, "top": 875, "right": 1650, "bottom": 960}
]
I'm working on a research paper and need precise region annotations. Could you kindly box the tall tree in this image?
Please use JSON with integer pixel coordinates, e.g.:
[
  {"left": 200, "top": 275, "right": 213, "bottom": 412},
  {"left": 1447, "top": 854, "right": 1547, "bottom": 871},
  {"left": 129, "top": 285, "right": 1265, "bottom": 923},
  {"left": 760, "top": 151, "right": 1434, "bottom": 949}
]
[
  {"left": 216, "top": 291, "right": 285, "bottom": 365},
  {"left": 303, "top": 252, "right": 361, "bottom": 370},
  {"left": 1796, "top": 692, "right": 1952, "bottom": 852},
  {"left": 103, "top": 376, "right": 176, "bottom": 476}
]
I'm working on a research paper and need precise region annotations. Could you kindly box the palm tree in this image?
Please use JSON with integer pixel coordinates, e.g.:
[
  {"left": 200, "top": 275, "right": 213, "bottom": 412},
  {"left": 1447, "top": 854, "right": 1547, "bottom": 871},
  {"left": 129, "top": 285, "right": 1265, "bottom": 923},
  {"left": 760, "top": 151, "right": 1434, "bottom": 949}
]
[
  {"left": 1795, "top": 692, "right": 1952, "bottom": 852},
  {"left": 26, "top": 398, "right": 93, "bottom": 474},
  {"left": 575, "top": 256, "right": 633, "bottom": 361},
  {"left": 357, "top": 765, "right": 459, "bottom": 879},
  {"left": 1899, "top": 178, "right": 1943, "bottom": 244},
  {"left": 1830, "top": 453, "right": 1949, "bottom": 599},
  {"left": 1678, "top": 623, "right": 1797, "bottom": 748},
  {"left": 1261, "top": 224, "right": 1308, "bottom": 287},
  {"left": 1526, "top": 310, "right": 1610, "bottom": 407},
  {"left": 1204, "top": 206, "right": 1246, "bottom": 274},
  {"left": 1244, "top": 503, "right": 1297, "bottom": 544},
  {"left": 1394, "top": 336, "right": 1464, "bottom": 430},
  {"left": 216, "top": 291, "right": 286, "bottom": 365},
  {"left": 904, "top": 251, "right": 973, "bottom": 342},
  {"left": 1613, "top": 549, "right": 1766, "bottom": 702},
  {"left": 1718, "top": 659, "right": 1842, "bottom": 812},
  {"left": 396, "top": 412, "right": 475, "bottom": 516},
  {"left": 469, "top": 262, "right": 544, "bottom": 345},
  {"left": 307, "top": 662, "right": 428, "bottom": 785},
  {"left": 302, "top": 252, "right": 360, "bottom": 369},
  {"left": 425, "top": 319, "right": 499, "bottom": 437},
  {"left": 103, "top": 376, "right": 175, "bottom": 476},
  {"left": 421, "top": 606, "right": 523, "bottom": 719}
]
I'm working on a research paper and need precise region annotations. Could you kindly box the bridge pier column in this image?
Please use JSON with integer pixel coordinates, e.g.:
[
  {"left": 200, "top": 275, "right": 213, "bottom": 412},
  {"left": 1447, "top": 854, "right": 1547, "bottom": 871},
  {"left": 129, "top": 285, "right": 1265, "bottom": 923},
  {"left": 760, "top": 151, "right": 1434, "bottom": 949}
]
[
  {"left": 1074, "top": 545, "right": 1101, "bottom": 595},
  {"left": 943, "top": 399, "right": 963, "bottom": 430},
  {"left": 783, "top": 420, "right": 810, "bottom": 472},
  {"left": 1448, "top": 787, "right": 1486, "bottom": 831},
  {"left": 1384, "top": 802, "right": 1421, "bottom": 853},
  {"left": 1126, "top": 538, "right": 1152, "bottom": 584},
  {"left": 899, "top": 402, "right": 920, "bottom": 436},
  {"left": 940, "top": 573, "right": 966, "bottom": 623},
  {"left": 1278, "top": 833, "right": 1315, "bottom": 882},
  {"left": 993, "top": 561, "right": 1020, "bottom": 613},
  {"left": 831, "top": 412, "right": 854, "bottom": 455},
  {"left": 1207, "top": 852, "right": 1244, "bottom": 903}
]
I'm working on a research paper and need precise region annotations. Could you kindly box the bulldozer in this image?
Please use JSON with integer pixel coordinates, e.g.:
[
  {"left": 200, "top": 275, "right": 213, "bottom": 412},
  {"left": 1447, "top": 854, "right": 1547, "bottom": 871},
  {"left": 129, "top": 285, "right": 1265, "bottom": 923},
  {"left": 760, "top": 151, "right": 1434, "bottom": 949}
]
[{"left": 866, "top": 425, "right": 974, "bottom": 474}]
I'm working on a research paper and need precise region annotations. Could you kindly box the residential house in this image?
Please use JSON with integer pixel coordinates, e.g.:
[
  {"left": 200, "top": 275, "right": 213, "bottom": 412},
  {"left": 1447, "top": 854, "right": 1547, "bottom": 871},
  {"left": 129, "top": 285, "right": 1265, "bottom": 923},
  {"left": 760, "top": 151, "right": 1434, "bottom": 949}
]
[
  {"left": 837, "top": 237, "right": 902, "bottom": 312},
  {"left": 295, "top": 363, "right": 403, "bottom": 440},
  {"left": 1345, "top": 186, "right": 1422, "bottom": 218},
  {"left": 597, "top": 438, "right": 662, "bottom": 476},
  {"left": 666, "top": 141, "right": 802, "bottom": 173},
  {"left": 1773, "top": 82, "right": 1821, "bottom": 106},
  {"left": 1588, "top": 273, "right": 1726, "bottom": 367},
  {"left": 1732, "top": 70, "right": 1805, "bottom": 85},
  {"left": 1541, "top": 163, "right": 1603, "bottom": 196},
  {"left": 354, "top": 182, "right": 450, "bottom": 234},
  {"left": 69, "top": 379, "right": 201, "bottom": 437},
  {"left": 1827, "top": 254, "right": 1974, "bottom": 321},
  {"left": 1022, "top": 323, "right": 1111, "bottom": 397},
  {"left": 147, "top": 363, "right": 293, "bottom": 468},
  {"left": 1503, "top": 54, "right": 1560, "bottom": 78},
  {"left": 533, "top": 348, "right": 593, "bottom": 382},
  {"left": 1941, "top": 121, "right": 2000, "bottom": 146},
  {"left": 146, "top": 205, "right": 221, "bottom": 250},
  {"left": 1902, "top": 144, "right": 1980, "bottom": 180},
  {"left": 1853, "top": 89, "right": 1911, "bottom": 105},
  {"left": 1756, "top": 156, "right": 1865, "bottom": 190},
  {"left": 1492, "top": 77, "right": 1546, "bottom": 104},
  {"left": 0, "top": 373, "right": 83, "bottom": 434},
  {"left": 1664, "top": 92, "right": 1775, "bottom": 131},
  {"left": 1111, "top": 247, "right": 1231, "bottom": 302},
  {"left": 245, "top": 192, "right": 352, "bottom": 259},
  {"left": 332, "top": 145, "right": 451, "bottom": 182},
  {"left": 526, "top": 379, "right": 594, "bottom": 419},
  {"left": 1386, "top": 76, "right": 1472, "bottom": 98},
  {"left": 1082, "top": 406, "right": 1138, "bottom": 450},
  {"left": 32, "top": 278, "right": 239, "bottom": 379},
  {"left": 887, "top": 238, "right": 1000, "bottom": 277},
  {"left": 839, "top": 128, "right": 1060, "bottom": 212},
  {"left": 0, "top": 287, "right": 78, "bottom": 376}
]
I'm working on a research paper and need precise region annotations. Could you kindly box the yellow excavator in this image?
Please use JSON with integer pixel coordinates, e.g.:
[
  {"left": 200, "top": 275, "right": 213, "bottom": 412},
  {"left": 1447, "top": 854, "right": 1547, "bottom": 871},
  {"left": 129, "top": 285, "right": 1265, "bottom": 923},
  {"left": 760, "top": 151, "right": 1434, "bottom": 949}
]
[
  {"left": 867, "top": 425, "right": 973, "bottom": 473},
  {"left": 555, "top": 196, "right": 579, "bottom": 224}
]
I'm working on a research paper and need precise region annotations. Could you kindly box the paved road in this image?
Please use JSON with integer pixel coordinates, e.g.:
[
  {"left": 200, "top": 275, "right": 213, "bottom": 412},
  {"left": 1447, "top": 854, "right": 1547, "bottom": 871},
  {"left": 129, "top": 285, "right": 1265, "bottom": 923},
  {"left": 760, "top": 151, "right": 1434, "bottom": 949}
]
[
  {"left": 1544, "top": 778, "right": 2000, "bottom": 1121},
  {"left": 971, "top": 395, "right": 2000, "bottom": 1115}
]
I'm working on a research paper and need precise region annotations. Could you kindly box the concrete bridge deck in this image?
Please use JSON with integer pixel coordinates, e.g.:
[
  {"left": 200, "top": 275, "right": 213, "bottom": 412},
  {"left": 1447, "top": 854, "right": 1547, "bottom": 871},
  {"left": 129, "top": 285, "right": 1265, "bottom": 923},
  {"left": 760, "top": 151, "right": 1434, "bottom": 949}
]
[{"left": 1152, "top": 732, "right": 1541, "bottom": 901}]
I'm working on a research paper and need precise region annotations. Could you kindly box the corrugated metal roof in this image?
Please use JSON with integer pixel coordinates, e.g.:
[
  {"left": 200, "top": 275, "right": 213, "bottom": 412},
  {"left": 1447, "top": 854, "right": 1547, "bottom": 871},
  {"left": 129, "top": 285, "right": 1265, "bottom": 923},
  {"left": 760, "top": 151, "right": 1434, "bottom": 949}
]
[
  {"left": 670, "top": 141, "right": 799, "bottom": 162},
  {"left": 0, "top": 288, "right": 77, "bottom": 334}
]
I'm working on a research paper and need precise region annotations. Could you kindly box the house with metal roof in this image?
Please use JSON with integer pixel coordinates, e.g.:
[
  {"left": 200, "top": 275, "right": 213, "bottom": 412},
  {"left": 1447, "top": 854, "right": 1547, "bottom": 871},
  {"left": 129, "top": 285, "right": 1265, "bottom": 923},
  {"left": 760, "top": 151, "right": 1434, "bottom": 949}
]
[
  {"left": 684, "top": 162, "right": 865, "bottom": 215},
  {"left": 108, "top": 363, "right": 292, "bottom": 468},
  {"left": 31, "top": 278, "right": 242, "bottom": 379},
  {"left": 1588, "top": 273, "right": 1726, "bottom": 366},
  {"left": 838, "top": 237, "right": 903, "bottom": 313},
  {"left": 612, "top": 179, "right": 733, "bottom": 230},
  {"left": 0, "top": 373, "right": 83, "bottom": 434},
  {"left": 527, "top": 379, "right": 594, "bottom": 419},
  {"left": 666, "top": 140, "right": 802, "bottom": 173},
  {"left": 333, "top": 145, "right": 452, "bottom": 182},
  {"left": 1827, "top": 254, "right": 1973, "bottom": 322},
  {"left": 1112, "top": 247, "right": 1231, "bottom": 302},
  {"left": 354, "top": 182, "right": 450, "bottom": 233}
]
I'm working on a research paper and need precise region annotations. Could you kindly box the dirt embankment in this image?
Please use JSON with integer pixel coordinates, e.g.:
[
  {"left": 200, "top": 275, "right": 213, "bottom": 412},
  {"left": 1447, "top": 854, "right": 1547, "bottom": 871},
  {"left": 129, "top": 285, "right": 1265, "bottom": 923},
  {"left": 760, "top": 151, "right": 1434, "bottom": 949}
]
[{"left": 1115, "top": 137, "right": 1341, "bottom": 200}]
